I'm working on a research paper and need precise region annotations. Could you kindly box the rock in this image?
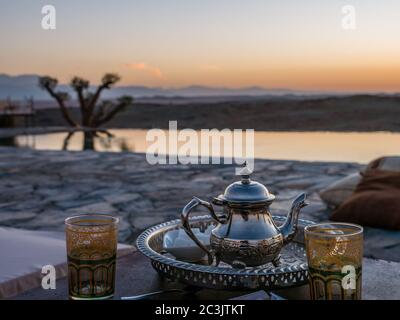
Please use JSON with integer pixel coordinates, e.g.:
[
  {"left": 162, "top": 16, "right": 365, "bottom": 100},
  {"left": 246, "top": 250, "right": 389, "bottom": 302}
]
[
  {"left": 66, "top": 202, "right": 117, "bottom": 214},
  {"left": 121, "top": 198, "right": 155, "bottom": 214},
  {"left": 104, "top": 193, "right": 141, "bottom": 204},
  {"left": 45, "top": 191, "right": 80, "bottom": 203},
  {"left": 129, "top": 215, "right": 167, "bottom": 230},
  {"left": 0, "top": 211, "right": 37, "bottom": 224},
  {"left": 268, "top": 164, "right": 291, "bottom": 172},
  {"left": 116, "top": 216, "right": 133, "bottom": 242},
  {"left": 275, "top": 178, "right": 315, "bottom": 189},
  {"left": 21, "top": 211, "right": 67, "bottom": 230},
  {"left": 56, "top": 199, "right": 99, "bottom": 210}
]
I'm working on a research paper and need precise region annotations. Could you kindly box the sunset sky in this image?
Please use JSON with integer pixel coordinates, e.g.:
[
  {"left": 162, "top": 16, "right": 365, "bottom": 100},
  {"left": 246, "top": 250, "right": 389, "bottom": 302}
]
[{"left": 1, "top": 0, "right": 400, "bottom": 91}]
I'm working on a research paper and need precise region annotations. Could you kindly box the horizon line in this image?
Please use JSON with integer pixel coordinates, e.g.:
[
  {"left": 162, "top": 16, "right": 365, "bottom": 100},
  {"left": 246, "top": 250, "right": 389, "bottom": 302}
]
[{"left": 1, "top": 73, "right": 400, "bottom": 95}]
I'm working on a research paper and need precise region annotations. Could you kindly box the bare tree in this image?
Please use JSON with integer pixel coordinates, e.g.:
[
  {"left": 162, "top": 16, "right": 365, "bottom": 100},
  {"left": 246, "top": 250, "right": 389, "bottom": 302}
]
[{"left": 39, "top": 73, "right": 133, "bottom": 149}]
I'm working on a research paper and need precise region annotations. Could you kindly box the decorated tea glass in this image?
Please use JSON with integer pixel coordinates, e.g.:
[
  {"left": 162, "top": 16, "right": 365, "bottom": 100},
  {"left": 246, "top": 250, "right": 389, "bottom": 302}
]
[
  {"left": 304, "top": 223, "right": 363, "bottom": 300},
  {"left": 65, "top": 214, "right": 119, "bottom": 300}
]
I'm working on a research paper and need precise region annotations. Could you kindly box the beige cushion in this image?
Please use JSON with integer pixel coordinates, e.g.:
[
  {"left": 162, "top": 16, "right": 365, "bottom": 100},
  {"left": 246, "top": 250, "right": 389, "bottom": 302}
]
[
  {"left": 319, "top": 173, "right": 361, "bottom": 208},
  {"left": 320, "top": 156, "right": 400, "bottom": 208},
  {"left": 331, "top": 169, "right": 400, "bottom": 230},
  {"left": 379, "top": 157, "right": 400, "bottom": 171},
  {"left": 0, "top": 227, "right": 135, "bottom": 299}
]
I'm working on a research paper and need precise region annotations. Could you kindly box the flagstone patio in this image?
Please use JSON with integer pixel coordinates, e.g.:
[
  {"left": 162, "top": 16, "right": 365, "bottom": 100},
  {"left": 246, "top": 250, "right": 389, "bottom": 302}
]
[{"left": 0, "top": 146, "right": 399, "bottom": 262}]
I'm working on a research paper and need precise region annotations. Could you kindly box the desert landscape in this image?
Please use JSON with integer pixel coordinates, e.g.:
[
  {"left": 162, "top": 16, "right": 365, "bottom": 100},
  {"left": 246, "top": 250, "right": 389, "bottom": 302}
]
[{"left": 29, "top": 94, "right": 400, "bottom": 132}]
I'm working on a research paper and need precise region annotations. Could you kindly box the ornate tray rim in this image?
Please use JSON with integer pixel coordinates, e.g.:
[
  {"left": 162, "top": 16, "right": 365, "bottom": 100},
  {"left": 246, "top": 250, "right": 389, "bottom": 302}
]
[{"left": 136, "top": 215, "right": 315, "bottom": 278}]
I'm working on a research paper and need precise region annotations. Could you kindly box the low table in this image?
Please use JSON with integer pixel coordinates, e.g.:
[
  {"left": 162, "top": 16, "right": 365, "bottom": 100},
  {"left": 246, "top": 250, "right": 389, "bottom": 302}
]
[{"left": 14, "top": 251, "right": 400, "bottom": 300}]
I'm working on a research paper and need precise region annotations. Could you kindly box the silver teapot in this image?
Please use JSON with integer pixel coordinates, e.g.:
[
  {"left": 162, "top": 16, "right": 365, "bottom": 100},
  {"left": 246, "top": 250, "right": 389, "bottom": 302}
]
[{"left": 181, "top": 169, "right": 308, "bottom": 268}]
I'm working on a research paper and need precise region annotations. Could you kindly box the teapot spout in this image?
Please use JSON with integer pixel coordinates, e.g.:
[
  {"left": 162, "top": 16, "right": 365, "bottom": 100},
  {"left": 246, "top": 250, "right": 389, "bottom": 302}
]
[{"left": 278, "top": 193, "right": 308, "bottom": 244}]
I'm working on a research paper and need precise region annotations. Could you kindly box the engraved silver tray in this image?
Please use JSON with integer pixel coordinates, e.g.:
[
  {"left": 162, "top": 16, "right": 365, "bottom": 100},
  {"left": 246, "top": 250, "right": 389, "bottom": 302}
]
[{"left": 136, "top": 215, "right": 314, "bottom": 290}]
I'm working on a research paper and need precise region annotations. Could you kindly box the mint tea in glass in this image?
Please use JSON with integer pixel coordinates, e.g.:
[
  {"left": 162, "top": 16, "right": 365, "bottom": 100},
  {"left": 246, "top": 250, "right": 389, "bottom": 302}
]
[
  {"left": 305, "top": 223, "right": 363, "bottom": 300},
  {"left": 65, "top": 214, "right": 119, "bottom": 300}
]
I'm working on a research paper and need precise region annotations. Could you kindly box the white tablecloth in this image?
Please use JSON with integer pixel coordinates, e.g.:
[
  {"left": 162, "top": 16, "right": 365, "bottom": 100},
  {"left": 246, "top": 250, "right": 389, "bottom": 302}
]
[{"left": 0, "top": 227, "right": 134, "bottom": 299}]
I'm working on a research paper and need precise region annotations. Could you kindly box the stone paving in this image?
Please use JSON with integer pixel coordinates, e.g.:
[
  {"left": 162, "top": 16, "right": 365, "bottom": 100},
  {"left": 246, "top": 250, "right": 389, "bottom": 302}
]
[{"left": 0, "top": 146, "right": 399, "bottom": 262}]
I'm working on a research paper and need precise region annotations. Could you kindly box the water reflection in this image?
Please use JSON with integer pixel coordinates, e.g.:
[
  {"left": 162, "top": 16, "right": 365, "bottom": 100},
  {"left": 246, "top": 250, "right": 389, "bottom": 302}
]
[
  {"left": 62, "top": 130, "right": 116, "bottom": 151},
  {"left": 13, "top": 129, "right": 400, "bottom": 164}
]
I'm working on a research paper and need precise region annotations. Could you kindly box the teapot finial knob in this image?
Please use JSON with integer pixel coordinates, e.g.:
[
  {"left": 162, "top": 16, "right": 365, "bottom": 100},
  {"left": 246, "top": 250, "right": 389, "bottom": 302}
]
[{"left": 239, "top": 162, "right": 252, "bottom": 184}]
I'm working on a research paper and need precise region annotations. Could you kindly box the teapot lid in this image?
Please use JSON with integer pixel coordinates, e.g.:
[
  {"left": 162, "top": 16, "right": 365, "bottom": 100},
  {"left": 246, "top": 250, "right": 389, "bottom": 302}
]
[{"left": 215, "top": 167, "right": 275, "bottom": 205}]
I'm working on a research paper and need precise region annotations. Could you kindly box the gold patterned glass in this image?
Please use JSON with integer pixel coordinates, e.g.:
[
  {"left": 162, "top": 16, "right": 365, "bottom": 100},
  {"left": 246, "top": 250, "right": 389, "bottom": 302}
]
[
  {"left": 65, "top": 214, "right": 119, "bottom": 300},
  {"left": 304, "top": 223, "right": 363, "bottom": 300}
]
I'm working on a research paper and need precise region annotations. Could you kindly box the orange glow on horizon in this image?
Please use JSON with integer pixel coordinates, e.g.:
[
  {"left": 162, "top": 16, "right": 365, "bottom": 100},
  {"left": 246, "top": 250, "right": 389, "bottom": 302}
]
[
  {"left": 116, "top": 63, "right": 400, "bottom": 92},
  {"left": 3, "top": 1, "right": 400, "bottom": 93}
]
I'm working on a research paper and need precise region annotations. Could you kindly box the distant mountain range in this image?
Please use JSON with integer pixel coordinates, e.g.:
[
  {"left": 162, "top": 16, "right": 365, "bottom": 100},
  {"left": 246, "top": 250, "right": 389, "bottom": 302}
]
[{"left": 0, "top": 73, "right": 336, "bottom": 101}]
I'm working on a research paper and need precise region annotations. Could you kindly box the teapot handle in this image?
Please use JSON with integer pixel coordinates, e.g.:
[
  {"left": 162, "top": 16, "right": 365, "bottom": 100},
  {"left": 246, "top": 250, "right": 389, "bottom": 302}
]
[{"left": 181, "top": 197, "right": 224, "bottom": 265}]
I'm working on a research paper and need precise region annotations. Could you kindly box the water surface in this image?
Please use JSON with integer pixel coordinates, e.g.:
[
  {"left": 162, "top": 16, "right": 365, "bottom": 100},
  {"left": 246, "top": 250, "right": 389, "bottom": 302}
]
[{"left": 14, "top": 130, "right": 400, "bottom": 164}]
